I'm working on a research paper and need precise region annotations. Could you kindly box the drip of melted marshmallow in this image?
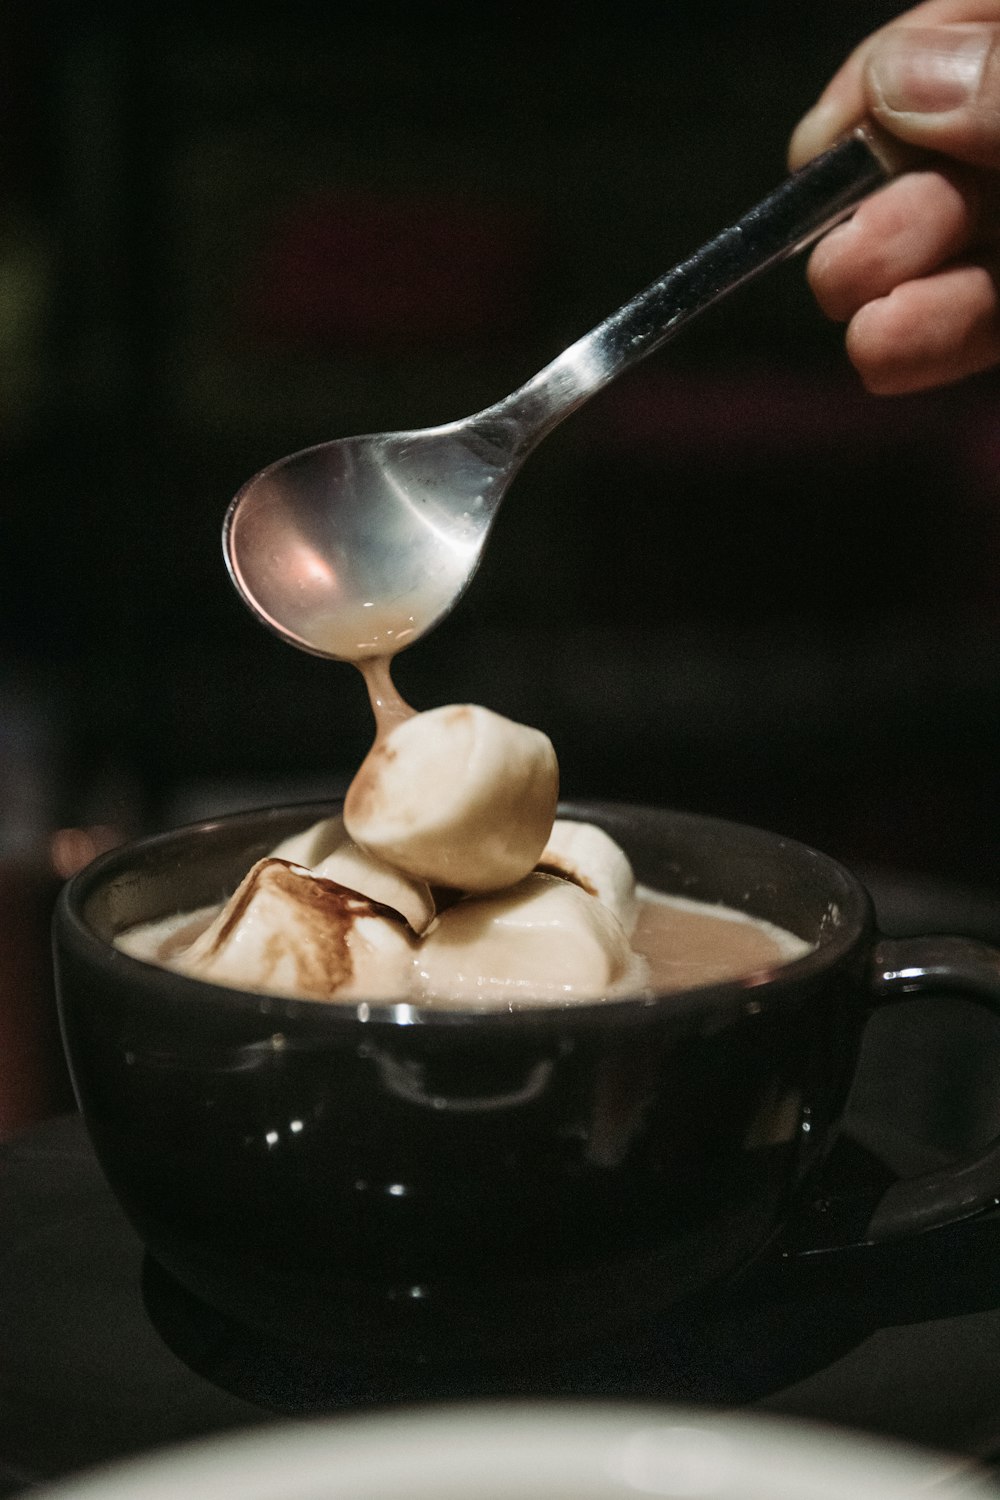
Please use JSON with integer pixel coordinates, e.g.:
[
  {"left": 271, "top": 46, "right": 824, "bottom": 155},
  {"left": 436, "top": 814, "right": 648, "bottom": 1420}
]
[{"left": 357, "top": 654, "right": 416, "bottom": 739}]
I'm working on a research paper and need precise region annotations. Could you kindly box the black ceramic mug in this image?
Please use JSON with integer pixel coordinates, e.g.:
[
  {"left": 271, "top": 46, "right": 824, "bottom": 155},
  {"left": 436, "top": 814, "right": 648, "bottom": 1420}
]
[{"left": 53, "top": 800, "right": 1000, "bottom": 1365}]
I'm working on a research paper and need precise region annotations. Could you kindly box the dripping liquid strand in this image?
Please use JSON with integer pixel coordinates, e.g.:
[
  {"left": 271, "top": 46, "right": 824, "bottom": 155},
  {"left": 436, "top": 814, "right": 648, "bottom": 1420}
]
[{"left": 358, "top": 655, "right": 416, "bottom": 742}]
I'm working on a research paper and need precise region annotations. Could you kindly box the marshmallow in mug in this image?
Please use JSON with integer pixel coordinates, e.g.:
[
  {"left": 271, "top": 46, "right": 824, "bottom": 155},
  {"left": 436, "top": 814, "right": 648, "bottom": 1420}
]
[{"left": 117, "top": 702, "right": 644, "bottom": 1004}]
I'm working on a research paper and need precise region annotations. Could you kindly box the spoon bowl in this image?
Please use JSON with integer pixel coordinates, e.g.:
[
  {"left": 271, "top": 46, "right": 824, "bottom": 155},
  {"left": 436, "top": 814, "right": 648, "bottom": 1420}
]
[
  {"left": 225, "top": 126, "right": 900, "bottom": 661},
  {"left": 224, "top": 422, "right": 513, "bottom": 660}
]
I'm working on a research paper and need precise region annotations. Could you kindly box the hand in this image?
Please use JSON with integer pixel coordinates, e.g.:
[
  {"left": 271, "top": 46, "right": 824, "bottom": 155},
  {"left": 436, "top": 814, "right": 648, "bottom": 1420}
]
[{"left": 789, "top": 0, "right": 1000, "bottom": 394}]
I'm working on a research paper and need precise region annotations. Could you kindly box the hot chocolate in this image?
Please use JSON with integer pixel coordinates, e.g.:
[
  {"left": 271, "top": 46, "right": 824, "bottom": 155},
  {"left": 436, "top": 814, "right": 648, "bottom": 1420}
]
[
  {"left": 116, "top": 813, "right": 809, "bottom": 1007},
  {"left": 115, "top": 650, "right": 809, "bottom": 1002}
]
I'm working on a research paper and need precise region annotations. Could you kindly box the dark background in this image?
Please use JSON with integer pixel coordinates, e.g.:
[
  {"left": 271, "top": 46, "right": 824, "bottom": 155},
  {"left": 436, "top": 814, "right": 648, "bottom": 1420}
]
[{"left": 3, "top": 1, "right": 1000, "bottom": 1124}]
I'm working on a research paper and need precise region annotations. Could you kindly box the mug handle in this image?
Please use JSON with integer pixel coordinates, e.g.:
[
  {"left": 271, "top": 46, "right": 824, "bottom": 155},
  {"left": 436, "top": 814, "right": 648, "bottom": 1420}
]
[{"left": 862, "top": 934, "right": 1000, "bottom": 1240}]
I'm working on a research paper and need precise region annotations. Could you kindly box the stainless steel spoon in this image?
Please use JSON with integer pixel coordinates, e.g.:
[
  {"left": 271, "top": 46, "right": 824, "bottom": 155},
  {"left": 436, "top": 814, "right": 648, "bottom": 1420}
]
[{"left": 224, "top": 125, "right": 898, "bottom": 663}]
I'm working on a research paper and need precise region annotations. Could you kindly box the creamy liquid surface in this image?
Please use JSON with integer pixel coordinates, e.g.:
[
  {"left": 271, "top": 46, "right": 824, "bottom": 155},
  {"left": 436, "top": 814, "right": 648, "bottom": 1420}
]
[
  {"left": 122, "top": 883, "right": 808, "bottom": 1003},
  {"left": 633, "top": 889, "right": 807, "bottom": 994},
  {"left": 306, "top": 587, "right": 461, "bottom": 663}
]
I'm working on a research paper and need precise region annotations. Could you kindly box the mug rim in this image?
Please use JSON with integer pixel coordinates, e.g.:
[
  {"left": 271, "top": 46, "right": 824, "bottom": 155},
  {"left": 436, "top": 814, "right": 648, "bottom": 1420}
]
[{"left": 55, "top": 798, "right": 874, "bottom": 1030}]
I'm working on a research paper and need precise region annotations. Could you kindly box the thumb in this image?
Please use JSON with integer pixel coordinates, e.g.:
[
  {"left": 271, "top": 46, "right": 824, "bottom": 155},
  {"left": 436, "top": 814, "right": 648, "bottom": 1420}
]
[{"left": 865, "top": 23, "right": 1000, "bottom": 168}]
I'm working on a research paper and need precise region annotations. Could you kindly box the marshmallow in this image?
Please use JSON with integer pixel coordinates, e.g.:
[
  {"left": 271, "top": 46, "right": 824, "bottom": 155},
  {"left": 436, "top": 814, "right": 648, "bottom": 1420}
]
[
  {"left": 415, "top": 871, "right": 633, "bottom": 1005},
  {"left": 344, "top": 704, "right": 558, "bottom": 891},
  {"left": 173, "top": 858, "right": 415, "bottom": 1001}
]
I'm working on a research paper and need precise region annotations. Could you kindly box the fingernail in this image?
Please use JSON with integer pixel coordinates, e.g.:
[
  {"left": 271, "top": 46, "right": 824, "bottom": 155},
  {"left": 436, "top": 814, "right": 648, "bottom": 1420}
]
[{"left": 871, "top": 25, "right": 989, "bottom": 113}]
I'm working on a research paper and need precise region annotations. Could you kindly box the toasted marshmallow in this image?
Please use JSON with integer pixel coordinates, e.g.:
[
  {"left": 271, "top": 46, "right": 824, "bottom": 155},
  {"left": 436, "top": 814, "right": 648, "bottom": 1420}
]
[
  {"left": 344, "top": 704, "right": 558, "bottom": 892},
  {"left": 268, "top": 815, "right": 344, "bottom": 867},
  {"left": 171, "top": 858, "right": 415, "bottom": 1000},
  {"left": 312, "top": 841, "right": 435, "bottom": 935},
  {"left": 270, "top": 817, "right": 435, "bottom": 935},
  {"left": 415, "top": 871, "right": 634, "bottom": 1005},
  {"left": 538, "top": 819, "right": 638, "bottom": 936}
]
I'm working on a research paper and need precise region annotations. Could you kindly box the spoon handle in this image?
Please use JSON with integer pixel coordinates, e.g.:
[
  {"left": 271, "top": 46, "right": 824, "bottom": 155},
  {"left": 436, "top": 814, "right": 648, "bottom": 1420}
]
[{"left": 491, "top": 124, "right": 900, "bottom": 447}]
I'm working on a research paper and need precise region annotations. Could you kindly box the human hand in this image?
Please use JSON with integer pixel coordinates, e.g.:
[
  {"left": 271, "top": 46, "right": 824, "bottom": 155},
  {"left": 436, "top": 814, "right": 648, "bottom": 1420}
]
[{"left": 789, "top": 0, "right": 1000, "bottom": 394}]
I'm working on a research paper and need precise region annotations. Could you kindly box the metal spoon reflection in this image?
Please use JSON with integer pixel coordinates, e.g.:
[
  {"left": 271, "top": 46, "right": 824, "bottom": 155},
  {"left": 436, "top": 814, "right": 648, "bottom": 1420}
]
[{"left": 224, "top": 126, "right": 899, "bottom": 662}]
